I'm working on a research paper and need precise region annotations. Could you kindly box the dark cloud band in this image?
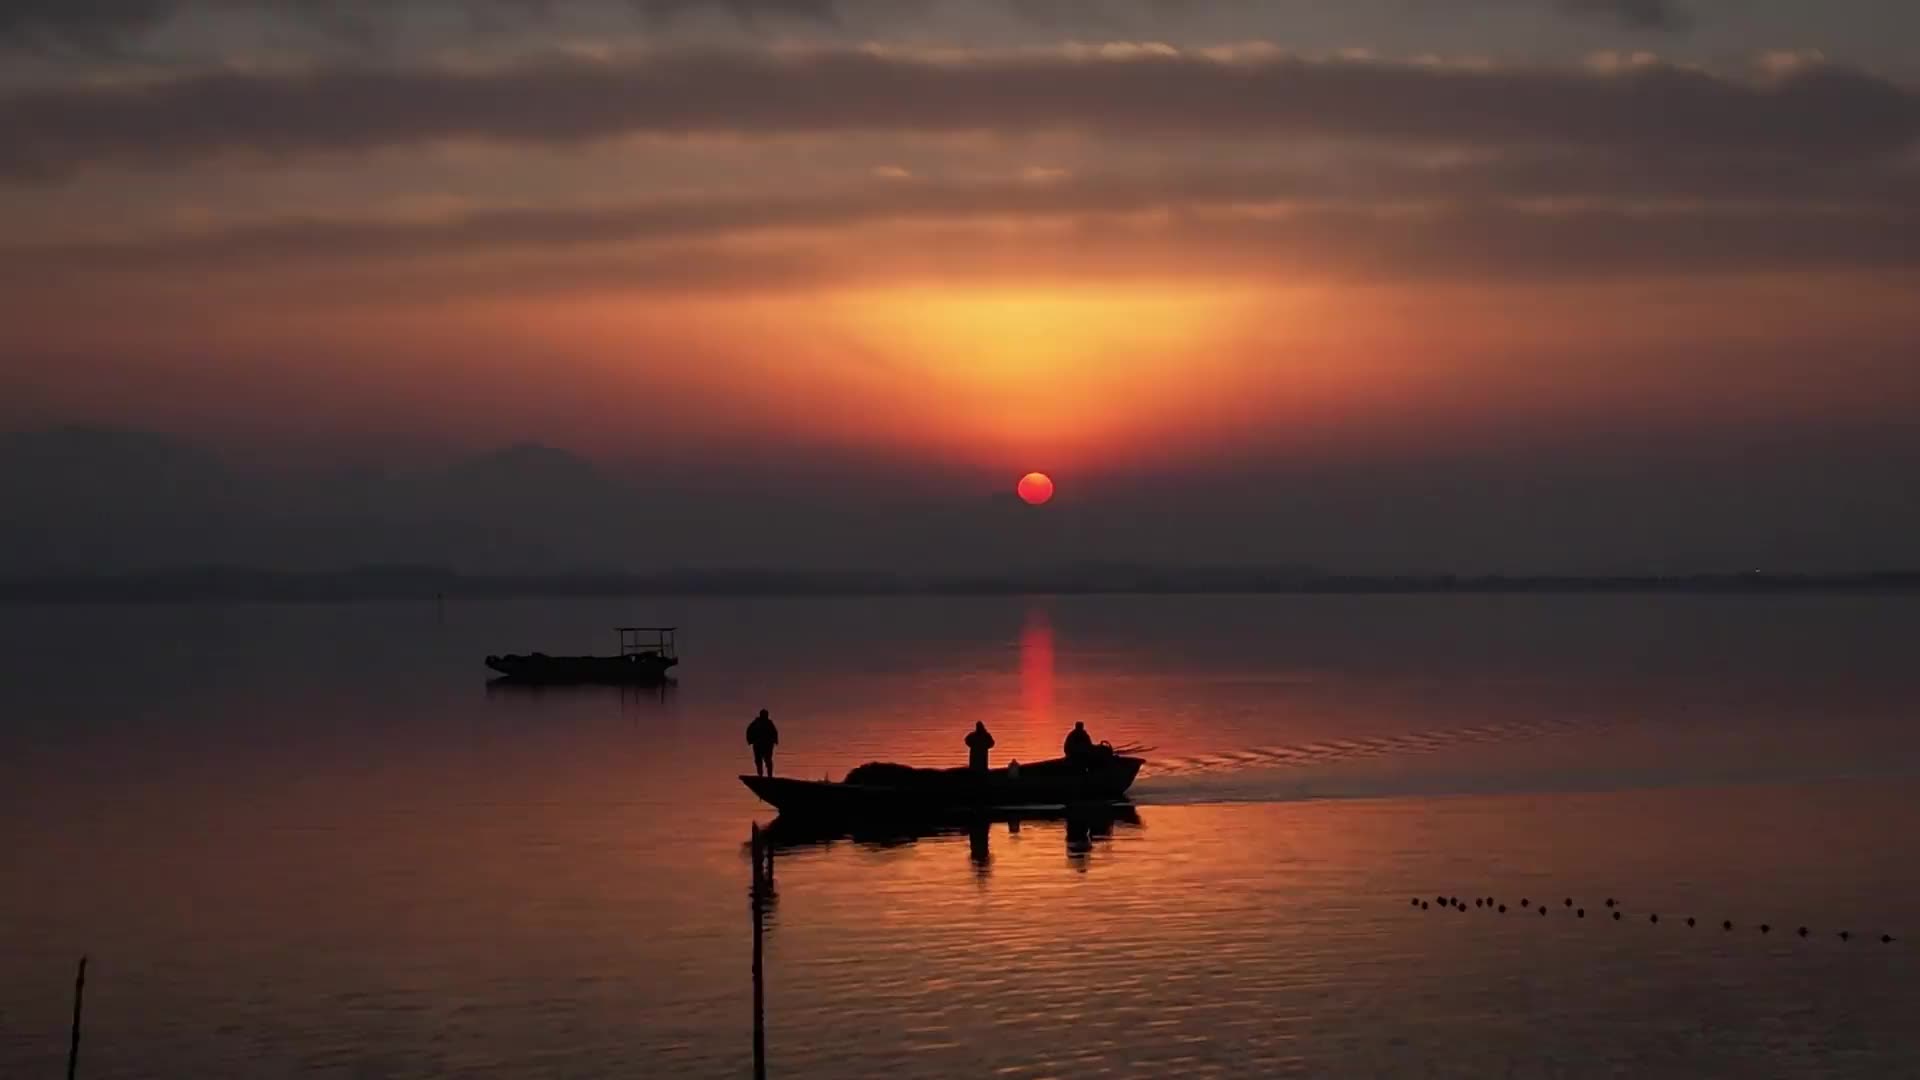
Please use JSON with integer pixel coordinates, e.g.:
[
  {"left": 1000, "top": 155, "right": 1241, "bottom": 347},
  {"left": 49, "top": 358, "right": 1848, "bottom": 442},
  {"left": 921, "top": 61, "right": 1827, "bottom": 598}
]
[
  {"left": 0, "top": 2, "right": 1700, "bottom": 57},
  {"left": 15, "top": 200, "right": 1920, "bottom": 301},
  {"left": 3, "top": 47, "right": 1914, "bottom": 179},
  {"left": 1560, "top": 0, "right": 1691, "bottom": 32},
  {"left": 20, "top": 153, "right": 1919, "bottom": 272}
]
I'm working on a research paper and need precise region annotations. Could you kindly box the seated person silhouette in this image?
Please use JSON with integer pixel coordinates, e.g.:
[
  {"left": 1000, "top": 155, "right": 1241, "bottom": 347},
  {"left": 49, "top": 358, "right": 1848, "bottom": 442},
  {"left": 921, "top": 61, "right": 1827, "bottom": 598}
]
[{"left": 1063, "top": 721, "right": 1095, "bottom": 769}]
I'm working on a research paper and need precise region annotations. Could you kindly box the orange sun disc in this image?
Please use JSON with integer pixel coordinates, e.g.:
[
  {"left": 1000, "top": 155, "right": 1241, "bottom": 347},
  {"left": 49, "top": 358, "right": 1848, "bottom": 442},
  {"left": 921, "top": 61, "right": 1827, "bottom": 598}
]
[{"left": 1018, "top": 472, "right": 1055, "bottom": 505}]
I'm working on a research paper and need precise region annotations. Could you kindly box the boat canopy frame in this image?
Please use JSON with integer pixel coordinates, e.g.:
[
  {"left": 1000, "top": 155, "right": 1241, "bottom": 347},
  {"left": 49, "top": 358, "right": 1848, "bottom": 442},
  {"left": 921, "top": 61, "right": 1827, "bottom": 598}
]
[{"left": 617, "top": 626, "right": 677, "bottom": 660}]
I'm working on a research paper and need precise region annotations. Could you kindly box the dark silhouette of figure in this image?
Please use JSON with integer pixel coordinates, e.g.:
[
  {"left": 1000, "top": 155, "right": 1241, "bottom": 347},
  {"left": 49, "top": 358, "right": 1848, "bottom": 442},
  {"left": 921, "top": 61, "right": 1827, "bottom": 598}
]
[
  {"left": 1063, "top": 721, "right": 1094, "bottom": 765},
  {"left": 746, "top": 709, "right": 779, "bottom": 777},
  {"left": 1066, "top": 813, "right": 1093, "bottom": 856},
  {"left": 749, "top": 823, "right": 773, "bottom": 1080},
  {"left": 965, "top": 721, "right": 995, "bottom": 772}
]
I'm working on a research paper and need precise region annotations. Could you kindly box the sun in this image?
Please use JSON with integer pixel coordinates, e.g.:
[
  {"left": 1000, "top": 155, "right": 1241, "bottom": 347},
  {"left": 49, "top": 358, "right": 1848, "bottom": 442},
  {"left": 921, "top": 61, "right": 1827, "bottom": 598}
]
[{"left": 1018, "top": 472, "right": 1055, "bottom": 505}]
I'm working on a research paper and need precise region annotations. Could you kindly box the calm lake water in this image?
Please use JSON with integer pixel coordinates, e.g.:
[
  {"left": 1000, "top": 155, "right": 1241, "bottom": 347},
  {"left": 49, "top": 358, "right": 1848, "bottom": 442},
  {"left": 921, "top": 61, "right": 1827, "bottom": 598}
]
[{"left": 4, "top": 594, "right": 1919, "bottom": 1077}]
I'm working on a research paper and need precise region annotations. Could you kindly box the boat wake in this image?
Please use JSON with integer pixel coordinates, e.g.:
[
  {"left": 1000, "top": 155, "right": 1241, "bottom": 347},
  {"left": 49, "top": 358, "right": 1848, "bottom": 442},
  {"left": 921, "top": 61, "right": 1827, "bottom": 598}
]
[
  {"left": 1145, "top": 712, "right": 1624, "bottom": 777},
  {"left": 1132, "top": 711, "right": 1634, "bottom": 806}
]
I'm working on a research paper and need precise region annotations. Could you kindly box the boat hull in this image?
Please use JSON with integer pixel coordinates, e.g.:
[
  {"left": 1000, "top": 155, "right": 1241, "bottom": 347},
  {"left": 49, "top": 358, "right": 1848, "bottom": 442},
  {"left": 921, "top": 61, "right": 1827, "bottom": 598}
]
[
  {"left": 483, "top": 652, "right": 677, "bottom": 685},
  {"left": 741, "top": 756, "right": 1143, "bottom": 818}
]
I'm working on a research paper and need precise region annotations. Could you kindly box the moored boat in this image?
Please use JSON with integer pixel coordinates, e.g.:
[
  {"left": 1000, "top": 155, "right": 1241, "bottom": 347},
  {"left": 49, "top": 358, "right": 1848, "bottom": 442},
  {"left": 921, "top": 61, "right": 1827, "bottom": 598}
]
[
  {"left": 741, "top": 751, "right": 1144, "bottom": 818},
  {"left": 485, "top": 626, "right": 678, "bottom": 685}
]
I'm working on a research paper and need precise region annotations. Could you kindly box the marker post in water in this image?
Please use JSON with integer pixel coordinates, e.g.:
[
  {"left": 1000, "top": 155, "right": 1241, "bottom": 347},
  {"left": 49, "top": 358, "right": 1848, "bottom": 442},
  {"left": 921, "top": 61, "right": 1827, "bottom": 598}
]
[{"left": 68, "top": 955, "right": 87, "bottom": 1080}]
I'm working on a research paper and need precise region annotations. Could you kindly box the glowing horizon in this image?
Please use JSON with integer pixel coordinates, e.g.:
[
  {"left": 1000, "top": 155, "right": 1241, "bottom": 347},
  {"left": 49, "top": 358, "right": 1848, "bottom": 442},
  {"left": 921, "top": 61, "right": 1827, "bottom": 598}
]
[{"left": 3, "top": 2, "right": 1919, "bottom": 571}]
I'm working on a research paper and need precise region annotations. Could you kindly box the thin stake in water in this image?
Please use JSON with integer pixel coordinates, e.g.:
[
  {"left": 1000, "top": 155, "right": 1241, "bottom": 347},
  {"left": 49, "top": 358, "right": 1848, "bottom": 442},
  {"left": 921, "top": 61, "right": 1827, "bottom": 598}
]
[{"left": 68, "top": 955, "right": 87, "bottom": 1080}]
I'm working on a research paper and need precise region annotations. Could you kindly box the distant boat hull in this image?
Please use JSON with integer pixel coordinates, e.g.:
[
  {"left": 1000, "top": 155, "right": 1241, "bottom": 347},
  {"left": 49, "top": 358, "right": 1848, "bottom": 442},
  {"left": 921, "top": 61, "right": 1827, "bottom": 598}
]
[
  {"left": 483, "top": 652, "right": 677, "bottom": 685},
  {"left": 740, "top": 755, "right": 1143, "bottom": 818}
]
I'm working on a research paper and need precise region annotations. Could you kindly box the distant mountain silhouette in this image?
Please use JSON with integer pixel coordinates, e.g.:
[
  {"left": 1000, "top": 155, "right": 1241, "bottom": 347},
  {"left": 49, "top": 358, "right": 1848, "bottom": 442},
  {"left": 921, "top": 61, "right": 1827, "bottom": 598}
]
[
  {"left": 0, "top": 430, "right": 657, "bottom": 575},
  {"left": 0, "top": 427, "right": 1169, "bottom": 576},
  {"left": 4, "top": 425, "right": 1917, "bottom": 580},
  {"left": 0, "top": 426, "right": 250, "bottom": 571},
  {"left": 0, "top": 425, "right": 231, "bottom": 503},
  {"left": 415, "top": 442, "right": 638, "bottom": 572},
  {"left": 439, "top": 442, "right": 607, "bottom": 496}
]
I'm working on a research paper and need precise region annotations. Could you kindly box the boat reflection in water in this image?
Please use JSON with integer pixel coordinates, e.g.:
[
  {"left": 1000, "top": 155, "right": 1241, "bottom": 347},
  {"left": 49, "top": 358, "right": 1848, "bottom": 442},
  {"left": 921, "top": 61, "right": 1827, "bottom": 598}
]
[
  {"left": 744, "top": 805, "right": 1138, "bottom": 1076},
  {"left": 750, "top": 803, "right": 1143, "bottom": 861},
  {"left": 482, "top": 676, "right": 676, "bottom": 706}
]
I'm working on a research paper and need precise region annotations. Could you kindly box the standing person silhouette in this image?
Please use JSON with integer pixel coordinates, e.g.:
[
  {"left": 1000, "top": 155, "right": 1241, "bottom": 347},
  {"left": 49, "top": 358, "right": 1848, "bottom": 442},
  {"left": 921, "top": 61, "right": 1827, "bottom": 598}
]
[
  {"left": 746, "top": 709, "right": 779, "bottom": 777},
  {"left": 965, "top": 721, "right": 996, "bottom": 772}
]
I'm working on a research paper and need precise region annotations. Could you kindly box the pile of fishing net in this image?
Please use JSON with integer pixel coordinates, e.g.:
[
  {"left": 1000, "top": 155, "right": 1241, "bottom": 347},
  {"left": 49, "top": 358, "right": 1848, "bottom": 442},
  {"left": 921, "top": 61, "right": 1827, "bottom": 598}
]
[{"left": 843, "top": 762, "right": 945, "bottom": 784}]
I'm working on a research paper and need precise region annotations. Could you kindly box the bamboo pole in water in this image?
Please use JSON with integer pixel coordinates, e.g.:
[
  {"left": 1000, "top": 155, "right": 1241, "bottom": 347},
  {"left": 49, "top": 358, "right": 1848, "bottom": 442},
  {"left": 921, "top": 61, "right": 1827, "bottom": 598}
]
[
  {"left": 751, "top": 825, "right": 767, "bottom": 1080},
  {"left": 68, "top": 955, "right": 87, "bottom": 1080}
]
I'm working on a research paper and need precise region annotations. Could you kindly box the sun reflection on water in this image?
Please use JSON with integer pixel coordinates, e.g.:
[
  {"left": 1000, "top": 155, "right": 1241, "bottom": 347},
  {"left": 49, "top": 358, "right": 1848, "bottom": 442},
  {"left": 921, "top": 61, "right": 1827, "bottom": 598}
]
[{"left": 1020, "top": 602, "right": 1055, "bottom": 736}]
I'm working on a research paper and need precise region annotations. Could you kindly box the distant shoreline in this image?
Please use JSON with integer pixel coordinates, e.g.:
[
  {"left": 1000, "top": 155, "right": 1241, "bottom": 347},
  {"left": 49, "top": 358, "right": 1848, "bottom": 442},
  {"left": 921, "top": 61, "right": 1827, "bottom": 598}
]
[{"left": 2, "top": 568, "right": 1916, "bottom": 604}]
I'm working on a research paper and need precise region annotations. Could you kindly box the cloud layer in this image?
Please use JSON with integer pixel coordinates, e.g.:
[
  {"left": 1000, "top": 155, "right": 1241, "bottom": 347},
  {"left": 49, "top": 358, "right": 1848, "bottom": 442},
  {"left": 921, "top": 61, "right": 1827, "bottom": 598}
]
[
  {"left": 16, "top": 152, "right": 1919, "bottom": 291},
  {"left": 6, "top": 39, "right": 1915, "bottom": 293},
  {"left": 0, "top": 0, "right": 177, "bottom": 55},
  {"left": 1561, "top": 0, "right": 1691, "bottom": 32},
  {"left": 0, "top": 1, "right": 1706, "bottom": 56},
  {"left": 3, "top": 46, "right": 1914, "bottom": 181}
]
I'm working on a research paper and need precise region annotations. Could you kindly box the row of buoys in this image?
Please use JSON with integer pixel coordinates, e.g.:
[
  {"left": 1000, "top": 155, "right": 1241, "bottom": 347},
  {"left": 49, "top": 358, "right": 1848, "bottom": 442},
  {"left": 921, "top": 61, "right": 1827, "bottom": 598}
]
[{"left": 1411, "top": 894, "right": 1896, "bottom": 945}]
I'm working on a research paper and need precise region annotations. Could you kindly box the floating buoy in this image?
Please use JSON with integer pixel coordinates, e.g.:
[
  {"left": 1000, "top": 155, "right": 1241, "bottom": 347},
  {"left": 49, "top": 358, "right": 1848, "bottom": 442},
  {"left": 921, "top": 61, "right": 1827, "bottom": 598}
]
[{"left": 1413, "top": 882, "right": 1913, "bottom": 961}]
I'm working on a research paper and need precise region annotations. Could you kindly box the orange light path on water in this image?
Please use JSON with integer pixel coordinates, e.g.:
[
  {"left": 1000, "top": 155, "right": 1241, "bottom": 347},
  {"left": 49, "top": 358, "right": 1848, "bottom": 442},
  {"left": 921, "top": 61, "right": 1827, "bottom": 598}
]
[{"left": 1020, "top": 603, "right": 1055, "bottom": 736}]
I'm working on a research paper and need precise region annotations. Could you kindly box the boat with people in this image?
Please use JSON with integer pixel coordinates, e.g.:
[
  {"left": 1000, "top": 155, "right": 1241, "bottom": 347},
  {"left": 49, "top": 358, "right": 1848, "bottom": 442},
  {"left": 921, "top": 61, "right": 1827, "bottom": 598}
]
[
  {"left": 740, "top": 744, "right": 1146, "bottom": 818},
  {"left": 485, "top": 626, "right": 679, "bottom": 685}
]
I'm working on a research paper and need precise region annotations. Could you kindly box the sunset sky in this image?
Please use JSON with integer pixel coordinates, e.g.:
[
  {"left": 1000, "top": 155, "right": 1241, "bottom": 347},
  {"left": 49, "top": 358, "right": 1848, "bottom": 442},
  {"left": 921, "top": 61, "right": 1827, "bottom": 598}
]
[{"left": 2, "top": 0, "right": 1918, "bottom": 573}]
